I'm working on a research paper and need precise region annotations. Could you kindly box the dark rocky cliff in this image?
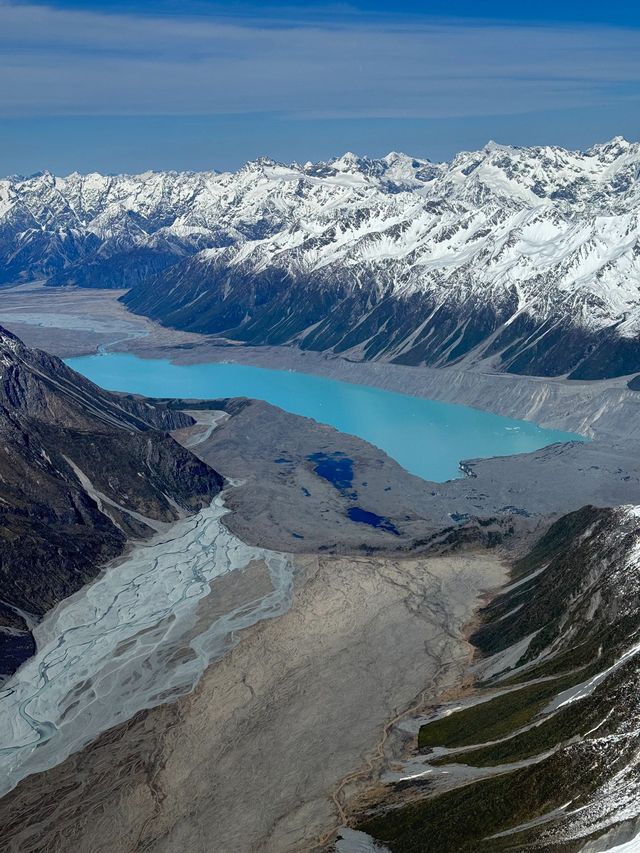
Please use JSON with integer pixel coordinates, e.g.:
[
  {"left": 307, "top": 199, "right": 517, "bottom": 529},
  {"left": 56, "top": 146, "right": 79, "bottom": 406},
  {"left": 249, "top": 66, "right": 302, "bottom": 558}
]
[{"left": 0, "top": 326, "right": 224, "bottom": 677}]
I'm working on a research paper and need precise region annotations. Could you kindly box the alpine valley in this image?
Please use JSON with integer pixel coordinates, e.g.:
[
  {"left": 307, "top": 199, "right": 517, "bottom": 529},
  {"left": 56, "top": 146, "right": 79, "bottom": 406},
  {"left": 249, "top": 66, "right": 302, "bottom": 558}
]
[
  {"left": 2, "top": 138, "right": 640, "bottom": 378},
  {"left": 0, "top": 138, "right": 640, "bottom": 853}
]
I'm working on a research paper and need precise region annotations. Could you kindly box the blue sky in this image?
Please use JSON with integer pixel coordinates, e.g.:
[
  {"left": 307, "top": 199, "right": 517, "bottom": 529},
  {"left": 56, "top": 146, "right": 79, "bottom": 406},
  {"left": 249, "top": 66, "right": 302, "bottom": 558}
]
[{"left": 2, "top": 0, "right": 640, "bottom": 174}]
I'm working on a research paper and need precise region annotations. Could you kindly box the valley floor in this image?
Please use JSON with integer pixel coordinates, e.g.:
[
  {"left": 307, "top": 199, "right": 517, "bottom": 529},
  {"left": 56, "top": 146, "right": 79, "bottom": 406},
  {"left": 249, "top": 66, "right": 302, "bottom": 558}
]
[
  {"left": 0, "top": 547, "right": 505, "bottom": 852},
  {"left": 3, "top": 284, "right": 640, "bottom": 537},
  {"left": 2, "top": 283, "right": 640, "bottom": 441}
]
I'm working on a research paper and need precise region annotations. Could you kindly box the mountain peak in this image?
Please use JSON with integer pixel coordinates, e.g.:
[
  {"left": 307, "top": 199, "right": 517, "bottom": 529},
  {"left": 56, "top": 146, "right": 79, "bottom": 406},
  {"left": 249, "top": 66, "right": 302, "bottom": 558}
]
[
  {"left": 244, "top": 156, "right": 281, "bottom": 171},
  {"left": 330, "top": 152, "right": 366, "bottom": 171},
  {"left": 383, "top": 151, "right": 429, "bottom": 166},
  {"left": 482, "top": 139, "right": 517, "bottom": 154},
  {"left": 587, "top": 135, "right": 634, "bottom": 159}
]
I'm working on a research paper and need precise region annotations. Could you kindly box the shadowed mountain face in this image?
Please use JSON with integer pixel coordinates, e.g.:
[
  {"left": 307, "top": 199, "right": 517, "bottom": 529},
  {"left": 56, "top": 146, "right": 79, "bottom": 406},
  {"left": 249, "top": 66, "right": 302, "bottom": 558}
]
[
  {"left": 0, "top": 326, "right": 224, "bottom": 677},
  {"left": 3, "top": 139, "right": 640, "bottom": 378}
]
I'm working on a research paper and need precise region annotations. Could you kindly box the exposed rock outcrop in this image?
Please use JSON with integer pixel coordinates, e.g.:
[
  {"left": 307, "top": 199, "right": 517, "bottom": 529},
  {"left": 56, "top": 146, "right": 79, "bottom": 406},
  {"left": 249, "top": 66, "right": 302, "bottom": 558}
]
[{"left": 0, "top": 326, "right": 223, "bottom": 676}]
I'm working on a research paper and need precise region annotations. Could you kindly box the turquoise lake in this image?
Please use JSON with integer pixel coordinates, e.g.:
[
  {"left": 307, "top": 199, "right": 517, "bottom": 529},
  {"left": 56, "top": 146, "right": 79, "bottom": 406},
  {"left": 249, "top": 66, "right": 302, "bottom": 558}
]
[{"left": 66, "top": 353, "right": 584, "bottom": 483}]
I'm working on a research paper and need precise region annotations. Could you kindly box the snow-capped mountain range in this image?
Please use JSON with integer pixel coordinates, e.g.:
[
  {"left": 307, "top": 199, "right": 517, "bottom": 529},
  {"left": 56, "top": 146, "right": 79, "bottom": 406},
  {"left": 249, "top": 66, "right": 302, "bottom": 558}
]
[{"left": 2, "top": 137, "right": 640, "bottom": 378}]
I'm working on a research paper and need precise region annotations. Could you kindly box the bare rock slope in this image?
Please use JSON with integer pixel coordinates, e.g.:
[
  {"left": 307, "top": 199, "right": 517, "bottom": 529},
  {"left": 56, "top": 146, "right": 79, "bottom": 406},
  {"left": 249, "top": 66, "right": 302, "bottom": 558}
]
[{"left": 0, "top": 326, "right": 223, "bottom": 676}]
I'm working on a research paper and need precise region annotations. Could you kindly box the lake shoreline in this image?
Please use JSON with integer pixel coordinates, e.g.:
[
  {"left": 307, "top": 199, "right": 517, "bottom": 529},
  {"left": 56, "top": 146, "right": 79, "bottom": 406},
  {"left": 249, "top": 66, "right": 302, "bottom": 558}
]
[
  {"left": 2, "top": 286, "right": 640, "bottom": 538},
  {"left": 0, "top": 284, "right": 637, "bottom": 440},
  {"left": 65, "top": 351, "right": 583, "bottom": 484}
]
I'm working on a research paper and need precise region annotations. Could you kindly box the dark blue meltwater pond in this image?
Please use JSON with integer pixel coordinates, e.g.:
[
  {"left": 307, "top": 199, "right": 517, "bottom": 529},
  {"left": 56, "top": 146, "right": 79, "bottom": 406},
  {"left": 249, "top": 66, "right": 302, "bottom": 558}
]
[
  {"left": 66, "top": 353, "right": 585, "bottom": 483},
  {"left": 347, "top": 507, "right": 400, "bottom": 535}
]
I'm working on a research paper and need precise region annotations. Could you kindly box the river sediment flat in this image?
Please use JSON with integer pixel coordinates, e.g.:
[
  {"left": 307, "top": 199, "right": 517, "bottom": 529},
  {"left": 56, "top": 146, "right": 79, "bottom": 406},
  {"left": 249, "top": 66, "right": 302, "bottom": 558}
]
[
  {"left": 0, "top": 549, "right": 506, "bottom": 853},
  {"left": 0, "top": 493, "right": 294, "bottom": 800}
]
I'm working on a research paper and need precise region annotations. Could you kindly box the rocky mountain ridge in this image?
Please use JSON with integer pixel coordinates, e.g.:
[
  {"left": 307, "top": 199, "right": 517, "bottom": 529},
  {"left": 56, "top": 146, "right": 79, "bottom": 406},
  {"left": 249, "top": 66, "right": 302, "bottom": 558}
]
[
  {"left": 0, "top": 326, "right": 223, "bottom": 677},
  {"left": 357, "top": 503, "right": 640, "bottom": 851}
]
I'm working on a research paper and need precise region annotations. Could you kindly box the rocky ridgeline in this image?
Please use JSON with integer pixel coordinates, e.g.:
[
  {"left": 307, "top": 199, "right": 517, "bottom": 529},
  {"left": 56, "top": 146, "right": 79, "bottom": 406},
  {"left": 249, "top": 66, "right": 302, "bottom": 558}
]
[
  {"left": 0, "top": 326, "right": 223, "bottom": 677},
  {"left": 357, "top": 504, "right": 640, "bottom": 851}
]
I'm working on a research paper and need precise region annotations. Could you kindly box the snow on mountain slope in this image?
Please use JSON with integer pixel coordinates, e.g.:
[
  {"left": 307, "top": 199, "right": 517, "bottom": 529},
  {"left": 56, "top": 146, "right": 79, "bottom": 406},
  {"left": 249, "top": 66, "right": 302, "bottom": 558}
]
[{"left": 2, "top": 139, "right": 640, "bottom": 378}]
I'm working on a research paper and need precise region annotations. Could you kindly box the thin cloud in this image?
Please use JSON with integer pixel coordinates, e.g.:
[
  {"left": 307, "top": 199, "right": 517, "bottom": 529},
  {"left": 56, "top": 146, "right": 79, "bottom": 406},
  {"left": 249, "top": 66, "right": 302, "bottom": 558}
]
[{"left": 1, "top": 1, "right": 640, "bottom": 119}]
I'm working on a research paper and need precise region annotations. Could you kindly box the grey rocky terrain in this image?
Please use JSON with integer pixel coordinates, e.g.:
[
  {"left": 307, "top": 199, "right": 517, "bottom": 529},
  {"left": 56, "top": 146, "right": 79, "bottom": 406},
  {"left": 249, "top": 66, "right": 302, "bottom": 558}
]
[{"left": 170, "top": 396, "right": 640, "bottom": 561}]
